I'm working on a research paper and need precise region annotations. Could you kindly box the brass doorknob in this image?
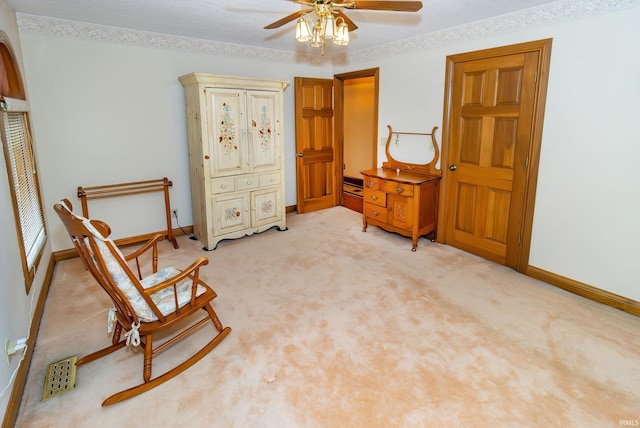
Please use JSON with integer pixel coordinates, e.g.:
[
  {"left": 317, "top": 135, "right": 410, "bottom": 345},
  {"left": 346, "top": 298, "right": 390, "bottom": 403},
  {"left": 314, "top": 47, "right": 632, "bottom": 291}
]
[{"left": 449, "top": 165, "right": 457, "bottom": 171}]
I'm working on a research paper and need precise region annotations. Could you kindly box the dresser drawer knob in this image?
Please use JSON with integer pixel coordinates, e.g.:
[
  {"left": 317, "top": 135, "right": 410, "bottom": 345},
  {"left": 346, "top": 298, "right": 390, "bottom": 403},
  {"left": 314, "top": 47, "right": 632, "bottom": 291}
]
[
  {"left": 396, "top": 187, "right": 404, "bottom": 193},
  {"left": 370, "top": 195, "right": 378, "bottom": 201},
  {"left": 371, "top": 210, "right": 379, "bottom": 217},
  {"left": 368, "top": 181, "right": 376, "bottom": 187},
  {"left": 220, "top": 184, "right": 226, "bottom": 189}
]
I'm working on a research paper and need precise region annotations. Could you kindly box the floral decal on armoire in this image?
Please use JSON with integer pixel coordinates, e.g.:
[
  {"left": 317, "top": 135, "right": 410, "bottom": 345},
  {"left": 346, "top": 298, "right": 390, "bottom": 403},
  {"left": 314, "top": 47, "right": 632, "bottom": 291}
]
[
  {"left": 219, "top": 102, "right": 237, "bottom": 154},
  {"left": 253, "top": 105, "right": 272, "bottom": 152},
  {"left": 261, "top": 199, "right": 274, "bottom": 214},
  {"left": 224, "top": 207, "right": 241, "bottom": 221}
]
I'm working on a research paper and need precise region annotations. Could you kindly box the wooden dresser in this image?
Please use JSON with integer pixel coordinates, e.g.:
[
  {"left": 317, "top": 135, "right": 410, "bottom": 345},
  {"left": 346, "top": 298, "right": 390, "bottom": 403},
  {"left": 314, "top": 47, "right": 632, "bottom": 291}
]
[{"left": 361, "top": 126, "right": 442, "bottom": 251}]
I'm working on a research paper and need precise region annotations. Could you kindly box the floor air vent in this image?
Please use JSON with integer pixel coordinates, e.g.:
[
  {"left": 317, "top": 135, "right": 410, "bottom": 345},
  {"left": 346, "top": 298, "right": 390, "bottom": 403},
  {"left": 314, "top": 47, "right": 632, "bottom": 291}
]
[{"left": 42, "top": 356, "right": 77, "bottom": 401}]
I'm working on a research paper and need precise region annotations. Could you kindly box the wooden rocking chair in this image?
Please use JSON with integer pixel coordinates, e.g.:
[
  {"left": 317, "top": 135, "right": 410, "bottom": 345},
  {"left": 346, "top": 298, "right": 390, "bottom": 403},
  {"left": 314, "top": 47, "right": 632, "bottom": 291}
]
[{"left": 54, "top": 199, "right": 231, "bottom": 406}]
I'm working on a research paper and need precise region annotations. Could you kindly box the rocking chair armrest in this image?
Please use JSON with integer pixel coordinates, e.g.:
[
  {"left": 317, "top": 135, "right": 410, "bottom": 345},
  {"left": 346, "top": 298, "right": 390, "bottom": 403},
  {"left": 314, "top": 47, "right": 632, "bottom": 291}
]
[
  {"left": 124, "top": 233, "right": 165, "bottom": 262},
  {"left": 142, "top": 256, "right": 210, "bottom": 295}
]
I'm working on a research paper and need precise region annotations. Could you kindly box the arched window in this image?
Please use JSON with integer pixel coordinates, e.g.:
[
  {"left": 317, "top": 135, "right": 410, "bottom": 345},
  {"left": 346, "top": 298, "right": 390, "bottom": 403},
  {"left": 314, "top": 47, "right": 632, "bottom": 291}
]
[{"left": 0, "top": 32, "right": 46, "bottom": 293}]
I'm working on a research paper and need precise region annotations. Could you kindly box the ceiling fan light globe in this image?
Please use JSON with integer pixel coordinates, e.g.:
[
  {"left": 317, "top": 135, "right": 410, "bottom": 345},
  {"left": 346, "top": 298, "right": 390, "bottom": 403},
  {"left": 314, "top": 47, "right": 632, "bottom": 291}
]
[
  {"left": 334, "top": 22, "right": 349, "bottom": 45},
  {"left": 310, "top": 27, "right": 325, "bottom": 47},
  {"left": 323, "top": 14, "right": 335, "bottom": 39},
  {"left": 295, "top": 17, "right": 312, "bottom": 42}
]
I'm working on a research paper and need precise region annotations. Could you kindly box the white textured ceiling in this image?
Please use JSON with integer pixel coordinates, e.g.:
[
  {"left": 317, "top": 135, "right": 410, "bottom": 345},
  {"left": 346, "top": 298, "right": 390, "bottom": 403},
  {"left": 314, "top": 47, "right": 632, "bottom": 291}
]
[{"left": 8, "top": 0, "right": 561, "bottom": 56}]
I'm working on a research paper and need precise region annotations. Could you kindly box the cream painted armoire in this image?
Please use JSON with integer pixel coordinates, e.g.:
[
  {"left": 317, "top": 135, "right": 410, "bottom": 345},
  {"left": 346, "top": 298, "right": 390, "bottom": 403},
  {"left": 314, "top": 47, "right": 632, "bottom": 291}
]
[{"left": 179, "top": 73, "right": 288, "bottom": 250}]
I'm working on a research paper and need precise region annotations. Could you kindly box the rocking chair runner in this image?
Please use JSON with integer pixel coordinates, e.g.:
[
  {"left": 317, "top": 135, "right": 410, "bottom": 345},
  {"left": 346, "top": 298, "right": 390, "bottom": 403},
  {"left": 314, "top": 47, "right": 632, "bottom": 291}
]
[{"left": 54, "top": 199, "right": 231, "bottom": 406}]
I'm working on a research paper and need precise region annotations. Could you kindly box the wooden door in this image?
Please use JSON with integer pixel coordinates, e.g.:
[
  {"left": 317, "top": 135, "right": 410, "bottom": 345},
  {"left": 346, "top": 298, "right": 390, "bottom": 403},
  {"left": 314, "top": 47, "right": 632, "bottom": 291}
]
[
  {"left": 294, "top": 77, "right": 337, "bottom": 213},
  {"left": 441, "top": 41, "right": 551, "bottom": 269}
]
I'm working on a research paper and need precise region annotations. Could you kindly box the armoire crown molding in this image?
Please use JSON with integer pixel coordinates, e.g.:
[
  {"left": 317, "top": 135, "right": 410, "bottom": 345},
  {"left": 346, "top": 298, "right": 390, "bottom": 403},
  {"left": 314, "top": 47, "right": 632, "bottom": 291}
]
[{"left": 15, "top": 0, "right": 640, "bottom": 65}]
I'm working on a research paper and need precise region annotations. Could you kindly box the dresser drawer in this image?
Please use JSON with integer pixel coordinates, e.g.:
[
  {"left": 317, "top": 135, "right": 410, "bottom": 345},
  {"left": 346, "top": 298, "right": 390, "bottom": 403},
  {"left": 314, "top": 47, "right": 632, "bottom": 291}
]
[
  {"left": 382, "top": 180, "right": 414, "bottom": 197},
  {"left": 211, "top": 178, "right": 235, "bottom": 194},
  {"left": 363, "top": 177, "right": 381, "bottom": 190},
  {"left": 364, "top": 202, "right": 387, "bottom": 221},
  {"left": 363, "top": 188, "right": 386, "bottom": 207}
]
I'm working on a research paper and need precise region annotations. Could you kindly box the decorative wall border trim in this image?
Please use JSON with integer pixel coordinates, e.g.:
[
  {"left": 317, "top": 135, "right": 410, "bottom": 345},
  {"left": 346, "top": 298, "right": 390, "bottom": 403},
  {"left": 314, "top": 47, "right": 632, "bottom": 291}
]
[
  {"left": 338, "top": 0, "right": 640, "bottom": 64},
  {"left": 15, "top": 13, "right": 330, "bottom": 65},
  {"left": 15, "top": 0, "right": 640, "bottom": 65}
]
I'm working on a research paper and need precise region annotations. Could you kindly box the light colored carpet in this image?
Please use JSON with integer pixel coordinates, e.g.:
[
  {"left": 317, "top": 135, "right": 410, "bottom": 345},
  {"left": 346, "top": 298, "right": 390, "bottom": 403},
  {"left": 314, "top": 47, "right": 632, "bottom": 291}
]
[{"left": 16, "top": 207, "right": 640, "bottom": 427}]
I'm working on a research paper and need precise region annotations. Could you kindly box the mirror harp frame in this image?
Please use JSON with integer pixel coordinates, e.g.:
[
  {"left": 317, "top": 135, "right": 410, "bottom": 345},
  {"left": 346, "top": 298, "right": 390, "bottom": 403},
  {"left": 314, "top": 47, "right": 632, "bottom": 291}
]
[{"left": 382, "top": 125, "right": 441, "bottom": 176}]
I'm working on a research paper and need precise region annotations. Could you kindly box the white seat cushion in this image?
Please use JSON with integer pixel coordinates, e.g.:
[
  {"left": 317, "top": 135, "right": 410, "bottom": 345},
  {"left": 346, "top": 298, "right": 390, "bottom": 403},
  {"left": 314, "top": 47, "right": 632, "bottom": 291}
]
[{"left": 83, "top": 219, "right": 205, "bottom": 322}]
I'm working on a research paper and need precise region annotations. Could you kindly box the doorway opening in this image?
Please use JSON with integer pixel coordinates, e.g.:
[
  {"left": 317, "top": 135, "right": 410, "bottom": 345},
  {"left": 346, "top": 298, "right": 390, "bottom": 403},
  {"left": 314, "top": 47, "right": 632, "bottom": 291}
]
[{"left": 334, "top": 68, "right": 379, "bottom": 214}]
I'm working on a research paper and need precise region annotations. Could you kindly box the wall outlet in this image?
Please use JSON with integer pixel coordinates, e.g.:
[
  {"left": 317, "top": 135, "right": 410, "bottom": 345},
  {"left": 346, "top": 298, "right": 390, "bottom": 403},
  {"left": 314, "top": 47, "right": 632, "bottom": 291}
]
[
  {"left": 4, "top": 340, "right": 11, "bottom": 366},
  {"left": 171, "top": 208, "right": 178, "bottom": 218},
  {"left": 5, "top": 338, "right": 26, "bottom": 366}
]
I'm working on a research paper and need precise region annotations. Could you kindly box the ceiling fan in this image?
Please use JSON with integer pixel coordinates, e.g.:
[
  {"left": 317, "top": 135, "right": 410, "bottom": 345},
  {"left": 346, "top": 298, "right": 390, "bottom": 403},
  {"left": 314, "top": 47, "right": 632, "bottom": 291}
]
[{"left": 264, "top": 0, "right": 423, "bottom": 51}]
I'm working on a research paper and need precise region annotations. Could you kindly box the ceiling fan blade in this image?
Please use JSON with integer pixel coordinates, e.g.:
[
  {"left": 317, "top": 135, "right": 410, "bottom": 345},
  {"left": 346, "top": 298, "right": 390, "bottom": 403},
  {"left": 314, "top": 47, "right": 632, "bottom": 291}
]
[
  {"left": 335, "top": 10, "right": 358, "bottom": 32},
  {"left": 264, "top": 8, "right": 312, "bottom": 29},
  {"left": 349, "top": 1, "right": 423, "bottom": 12}
]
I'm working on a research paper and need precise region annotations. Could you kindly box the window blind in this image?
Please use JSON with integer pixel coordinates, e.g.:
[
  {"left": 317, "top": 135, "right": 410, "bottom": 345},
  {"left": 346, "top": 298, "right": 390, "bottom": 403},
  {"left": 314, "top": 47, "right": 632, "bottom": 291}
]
[{"left": 3, "top": 110, "right": 46, "bottom": 269}]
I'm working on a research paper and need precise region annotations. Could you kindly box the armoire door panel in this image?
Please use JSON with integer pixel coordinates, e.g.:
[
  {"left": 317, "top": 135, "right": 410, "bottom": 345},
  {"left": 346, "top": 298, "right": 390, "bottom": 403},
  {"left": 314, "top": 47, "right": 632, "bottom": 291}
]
[
  {"left": 247, "top": 90, "right": 280, "bottom": 172},
  {"left": 251, "top": 187, "right": 282, "bottom": 227},
  {"left": 206, "top": 88, "right": 247, "bottom": 177},
  {"left": 212, "top": 193, "right": 250, "bottom": 236}
]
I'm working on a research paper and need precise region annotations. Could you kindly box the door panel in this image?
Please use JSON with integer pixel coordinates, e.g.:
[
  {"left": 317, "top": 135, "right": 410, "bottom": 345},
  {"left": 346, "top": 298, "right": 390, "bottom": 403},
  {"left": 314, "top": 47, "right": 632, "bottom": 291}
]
[
  {"left": 247, "top": 90, "right": 280, "bottom": 172},
  {"left": 212, "top": 192, "right": 249, "bottom": 236},
  {"left": 206, "top": 88, "right": 247, "bottom": 177},
  {"left": 295, "top": 77, "right": 336, "bottom": 213},
  {"left": 389, "top": 195, "right": 413, "bottom": 230},
  {"left": 251, "top": 187, "right": 282, "bottom": 227},
  {"left": 444, "top": 51, "right": 539, "bottom": 267}
]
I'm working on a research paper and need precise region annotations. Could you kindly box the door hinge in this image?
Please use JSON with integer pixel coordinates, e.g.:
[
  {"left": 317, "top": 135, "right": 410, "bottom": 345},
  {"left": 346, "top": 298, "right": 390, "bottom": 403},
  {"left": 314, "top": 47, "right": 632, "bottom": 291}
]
[
  {"left": 517, "top": 233, "right": 521, "bottom": 245},
  {"left": 534, "top": 71, "right": 538, "bottom": 84},
  {"left": 525, "top": 155, "right": 529, "bottom": 168}
]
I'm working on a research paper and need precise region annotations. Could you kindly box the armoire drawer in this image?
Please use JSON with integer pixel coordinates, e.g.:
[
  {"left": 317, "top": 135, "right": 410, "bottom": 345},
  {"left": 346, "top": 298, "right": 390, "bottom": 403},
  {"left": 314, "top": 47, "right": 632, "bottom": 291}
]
[
  {"left": 259, "top": 172, "right": 280, "bottom": 187},
  {"left": 236, "top": 176, "right": 259, "bottom": 190},
  {"left": 211, "top": 178, "right": 235, "bottom": 194}
]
